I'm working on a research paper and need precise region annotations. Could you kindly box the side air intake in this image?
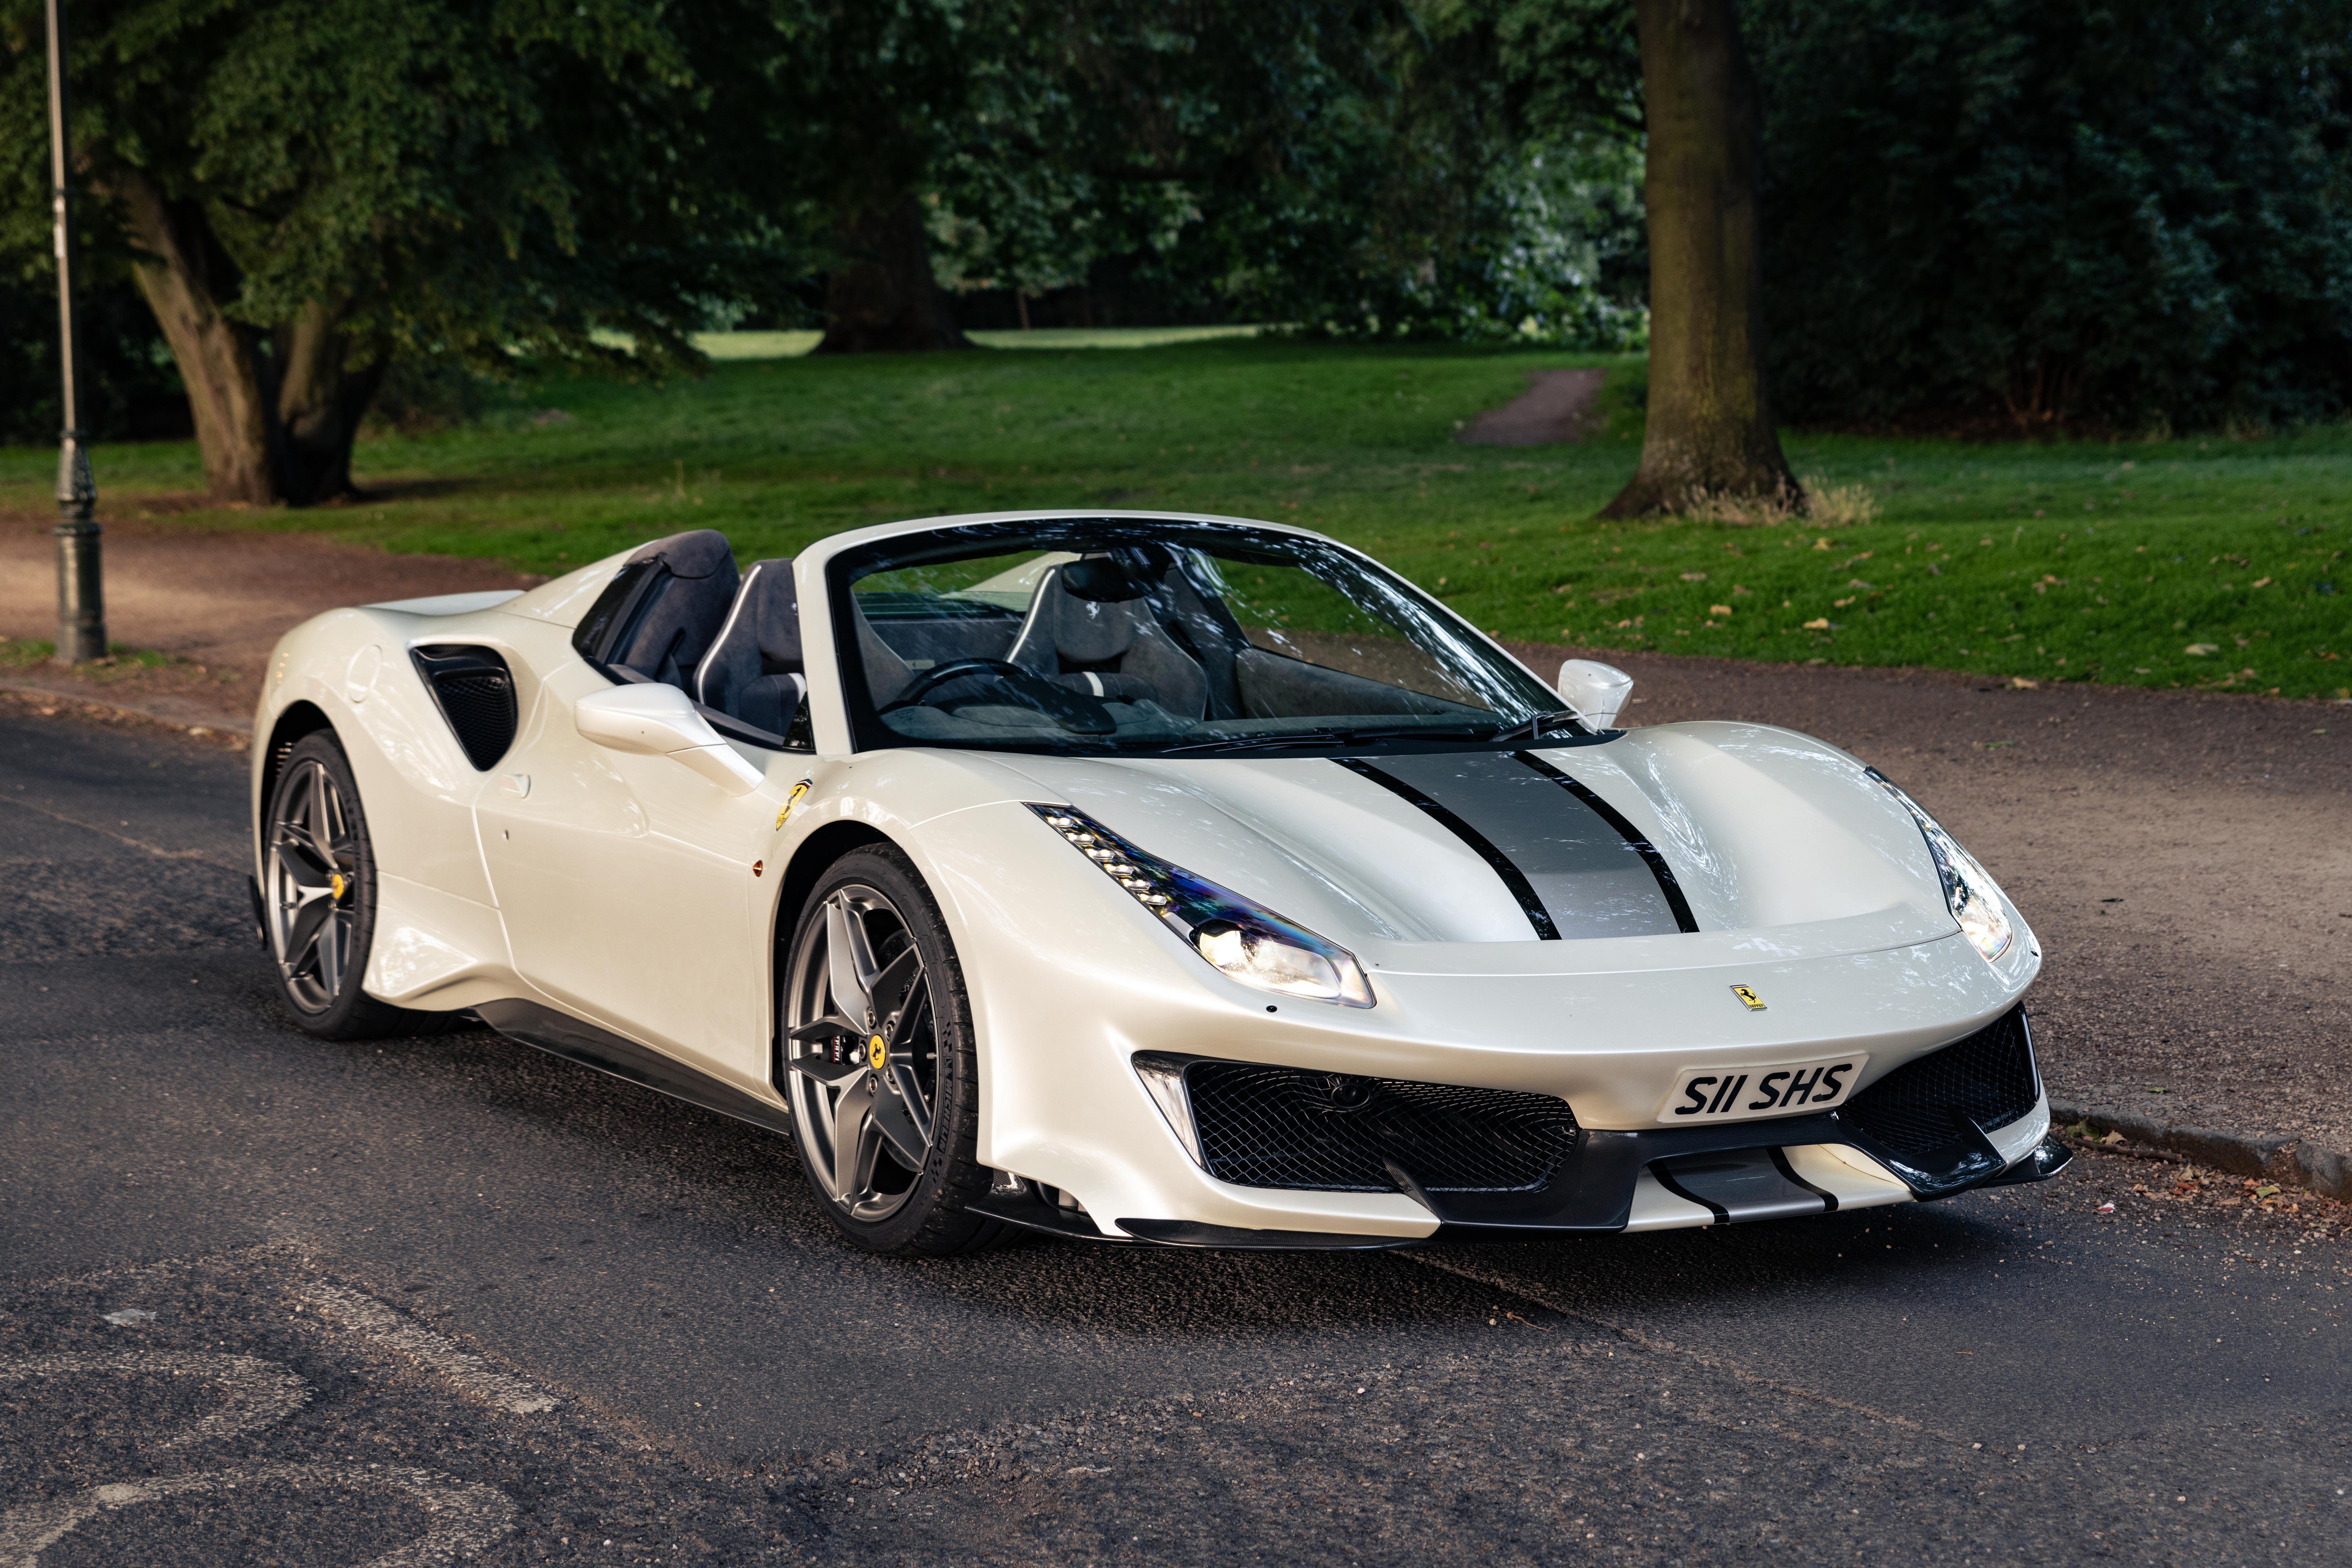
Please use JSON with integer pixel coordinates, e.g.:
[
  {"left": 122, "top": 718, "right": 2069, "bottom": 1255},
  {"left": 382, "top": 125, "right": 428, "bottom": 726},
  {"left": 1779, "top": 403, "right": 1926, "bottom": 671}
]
[{"left": 411, "top": 644, "right": 519, "bottom": 771}]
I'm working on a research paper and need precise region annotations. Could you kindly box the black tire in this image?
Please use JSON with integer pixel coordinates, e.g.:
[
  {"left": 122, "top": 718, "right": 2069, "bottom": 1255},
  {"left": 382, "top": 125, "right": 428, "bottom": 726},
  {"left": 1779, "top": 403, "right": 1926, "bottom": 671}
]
[
  {"left": 778, "top": 844, "right": 1010, "bottom": 1257},
  {"left": 260, "top": 731, "right": 417, "bottom": 1040}
]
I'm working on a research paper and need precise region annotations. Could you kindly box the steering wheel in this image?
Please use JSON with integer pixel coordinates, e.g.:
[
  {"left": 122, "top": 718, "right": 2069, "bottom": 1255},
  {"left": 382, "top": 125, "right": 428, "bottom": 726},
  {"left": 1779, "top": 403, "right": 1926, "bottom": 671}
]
[{"left": 878, "top": 658, "right": 1115, "bottom": 736}]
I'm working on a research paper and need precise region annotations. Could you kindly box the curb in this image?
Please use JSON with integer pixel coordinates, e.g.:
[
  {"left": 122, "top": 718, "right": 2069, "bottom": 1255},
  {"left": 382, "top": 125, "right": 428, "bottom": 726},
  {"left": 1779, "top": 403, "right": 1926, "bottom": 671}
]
[
  {"left": 0, "top": 676, "right": 252, "bottom": 743},
  {"left": 2050, "top": 1099, "right": 2352, "bottom": 1202}
]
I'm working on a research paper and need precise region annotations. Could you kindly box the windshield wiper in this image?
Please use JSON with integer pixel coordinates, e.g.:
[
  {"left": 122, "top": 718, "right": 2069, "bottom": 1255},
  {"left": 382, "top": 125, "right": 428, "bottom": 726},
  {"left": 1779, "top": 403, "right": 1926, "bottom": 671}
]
[
  {"left": 1153, "top": 727, "right": 1360, "bottom": 754},
  {"left": 1153, "top": 722, "right": 1495, "bottom": 755},
  {"left": 1483, "top": 709, "right": 1590, "bottom": 747}
]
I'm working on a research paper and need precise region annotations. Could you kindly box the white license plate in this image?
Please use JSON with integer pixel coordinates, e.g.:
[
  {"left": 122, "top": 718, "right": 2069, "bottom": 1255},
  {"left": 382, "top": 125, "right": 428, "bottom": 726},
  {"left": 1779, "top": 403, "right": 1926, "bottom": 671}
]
[{"left": 1656, "top": 1054, "right": 1868, "bottom": 1124}]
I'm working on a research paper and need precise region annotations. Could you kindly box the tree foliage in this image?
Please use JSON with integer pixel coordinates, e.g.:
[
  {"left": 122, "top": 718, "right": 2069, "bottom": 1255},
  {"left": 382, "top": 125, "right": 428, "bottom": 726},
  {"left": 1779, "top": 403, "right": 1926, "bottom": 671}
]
[
  {"left": 0, "top": 0, "right": 795, "bottom": 499},
  {"left": 925, "top": 1, "right": 1650, "bottom": 348},
  {"left": 1750, "top": 0, "right": 2352, "bottom": 433}
]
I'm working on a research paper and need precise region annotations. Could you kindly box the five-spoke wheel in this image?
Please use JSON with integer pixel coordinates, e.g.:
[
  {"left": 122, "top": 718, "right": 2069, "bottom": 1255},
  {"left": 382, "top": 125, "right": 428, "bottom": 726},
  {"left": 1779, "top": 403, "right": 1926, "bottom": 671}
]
[
  {"left": 262, "top": 731, "right": 408, "bottom": 1038},
  {"left": 781, "top": 846, "right": 1007, "bottom": 1254}
]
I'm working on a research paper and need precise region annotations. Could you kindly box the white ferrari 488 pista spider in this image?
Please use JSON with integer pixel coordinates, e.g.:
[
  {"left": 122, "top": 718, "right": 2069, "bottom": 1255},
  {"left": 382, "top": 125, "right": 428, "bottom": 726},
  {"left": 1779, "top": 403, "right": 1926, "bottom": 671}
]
[{"left": 250, "top": 512, "right": 2067, "bottom": 1255}]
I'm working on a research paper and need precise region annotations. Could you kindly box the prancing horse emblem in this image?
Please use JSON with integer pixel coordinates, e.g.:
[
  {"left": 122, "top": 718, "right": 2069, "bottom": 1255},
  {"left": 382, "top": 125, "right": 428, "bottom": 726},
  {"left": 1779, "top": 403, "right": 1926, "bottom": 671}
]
[
  {"left": 867, "top": 1033, "right": 888, "bottom": 1071},
  {"left": 1730, "top": 985, "right": 1766, "bottom": 1011}
]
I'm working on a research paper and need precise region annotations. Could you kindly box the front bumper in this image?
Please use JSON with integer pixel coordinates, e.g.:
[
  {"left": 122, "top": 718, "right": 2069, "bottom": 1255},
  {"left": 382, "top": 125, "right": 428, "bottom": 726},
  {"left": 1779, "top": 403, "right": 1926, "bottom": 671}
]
[{"left": 968, "top": 1005, "right": 2067, "bottom": 1248}]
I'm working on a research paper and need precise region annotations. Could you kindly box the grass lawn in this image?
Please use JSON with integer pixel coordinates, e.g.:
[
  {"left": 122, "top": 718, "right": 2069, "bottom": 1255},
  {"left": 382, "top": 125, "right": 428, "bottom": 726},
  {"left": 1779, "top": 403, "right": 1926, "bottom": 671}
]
[{"left": 3, "top": 336, "right": 2345, "bottom": 699}]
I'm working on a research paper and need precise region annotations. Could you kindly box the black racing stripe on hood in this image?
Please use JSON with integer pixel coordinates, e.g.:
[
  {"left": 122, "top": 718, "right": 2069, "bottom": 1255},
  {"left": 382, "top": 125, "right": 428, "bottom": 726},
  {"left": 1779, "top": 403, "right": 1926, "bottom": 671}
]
[
  {"left": 1512, "top": 752, "right": 1701, "bottom": 933},
  {"left": 1332, "top": 757, "right": 1560, "bottom": 940},
  {"left": 1352, "top": 752, "right": 1683, "bottom": 940}
]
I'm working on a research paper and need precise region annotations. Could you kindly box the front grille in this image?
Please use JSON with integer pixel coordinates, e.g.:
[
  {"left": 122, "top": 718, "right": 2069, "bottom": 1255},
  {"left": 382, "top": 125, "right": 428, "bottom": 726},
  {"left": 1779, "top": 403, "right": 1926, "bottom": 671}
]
[
  {"left": 1838, "top": 1006, "right": 2040, "bottom": 1159},
  {"left": 1183, "top": 1061, "right": 1580, "bottom": 1193},
  {"left": 412, "top": 645, "right": 518, "bottom": 771}
]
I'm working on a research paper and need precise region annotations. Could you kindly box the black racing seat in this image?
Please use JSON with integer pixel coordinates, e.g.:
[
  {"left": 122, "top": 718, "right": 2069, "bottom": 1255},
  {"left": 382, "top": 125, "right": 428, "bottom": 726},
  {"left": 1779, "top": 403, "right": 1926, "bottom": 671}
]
[
  {"left": 695, "top": 558, "right": 805, "bottom": 737},
  {"left": 605, "top": 529, "right": 740, "bottom": 689},
  {"left": 1004, "top": 558, "right": 1210, "bottom": 718}
]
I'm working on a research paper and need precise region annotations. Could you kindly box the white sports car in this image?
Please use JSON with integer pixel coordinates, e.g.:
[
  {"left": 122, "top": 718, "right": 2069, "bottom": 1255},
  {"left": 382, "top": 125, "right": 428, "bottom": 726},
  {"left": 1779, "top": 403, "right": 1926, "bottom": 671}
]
[{"left": 250, "top": 511, "right": 2067, "bottom": 1255}]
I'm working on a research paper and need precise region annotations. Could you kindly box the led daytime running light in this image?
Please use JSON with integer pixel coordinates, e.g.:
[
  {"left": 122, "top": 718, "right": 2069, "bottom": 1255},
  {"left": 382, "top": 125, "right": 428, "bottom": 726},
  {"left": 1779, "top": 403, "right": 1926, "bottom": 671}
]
[
  {"left": 1027, "top": 802, "right": 1375, "bottom": 1007},
  {"left": 1870, "top": 771, "right": 2013, "bottom": 962}
]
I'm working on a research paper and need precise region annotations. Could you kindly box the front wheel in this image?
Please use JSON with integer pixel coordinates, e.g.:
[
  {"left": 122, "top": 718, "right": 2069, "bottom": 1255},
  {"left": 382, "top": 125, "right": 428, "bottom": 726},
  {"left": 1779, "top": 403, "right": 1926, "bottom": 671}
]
[
  {"left": 780, "top": 845, "right": 1009, "bottom": 1256},
  {"left": 261, "top": 731, "right": 414, "bottom": 1039}
]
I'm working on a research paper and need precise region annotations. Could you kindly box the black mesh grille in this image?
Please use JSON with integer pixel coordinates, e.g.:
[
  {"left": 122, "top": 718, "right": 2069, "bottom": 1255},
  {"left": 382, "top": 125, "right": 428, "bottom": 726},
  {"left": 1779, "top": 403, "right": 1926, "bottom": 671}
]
[
  {"left": 412, "top": 646, "right": 518, "bottom": 771},
  {"left": 1839, "top": 1006, "right": 2040, "bottom": 1159},
  {"left": 1184, "top": 1062, "right": 1580, "bottom": 1193}
]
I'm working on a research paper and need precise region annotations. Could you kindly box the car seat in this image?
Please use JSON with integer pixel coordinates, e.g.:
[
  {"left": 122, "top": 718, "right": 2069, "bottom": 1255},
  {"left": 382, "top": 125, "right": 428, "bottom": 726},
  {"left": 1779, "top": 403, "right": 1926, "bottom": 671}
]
[
  {"left": 1004, "top": 558, "right": 1209, "bottom": 718},
  {"left": 607, "top": 529, "right": 740, "bottom": 689},
  {"left": 695, "top": 559, "right": 805, "bottom": 738}
]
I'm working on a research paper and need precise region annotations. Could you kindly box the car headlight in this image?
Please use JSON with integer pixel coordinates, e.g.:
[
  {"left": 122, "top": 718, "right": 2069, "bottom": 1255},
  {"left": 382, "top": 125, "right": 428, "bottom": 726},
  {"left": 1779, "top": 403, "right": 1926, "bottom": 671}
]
[
  {"left": 1869, "top": 770, "right": 2013, "bottom": 962},
  {"left": 1026, "top": 803, "right": 1376, "bottom": 1007}
]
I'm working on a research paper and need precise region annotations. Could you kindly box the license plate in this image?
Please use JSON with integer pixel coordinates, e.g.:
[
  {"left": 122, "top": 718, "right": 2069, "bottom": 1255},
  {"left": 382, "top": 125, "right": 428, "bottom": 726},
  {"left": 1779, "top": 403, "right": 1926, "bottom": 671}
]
[{"left": 1656, "top": 1053, "right": 1868, "bottom": 1124}]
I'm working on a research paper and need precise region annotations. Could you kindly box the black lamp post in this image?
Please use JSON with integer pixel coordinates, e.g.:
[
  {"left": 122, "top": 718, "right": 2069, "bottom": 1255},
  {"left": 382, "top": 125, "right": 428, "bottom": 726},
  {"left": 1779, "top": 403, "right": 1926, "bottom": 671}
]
[{"left": 47, "top": 0, "right": 105, "bottom": 665}]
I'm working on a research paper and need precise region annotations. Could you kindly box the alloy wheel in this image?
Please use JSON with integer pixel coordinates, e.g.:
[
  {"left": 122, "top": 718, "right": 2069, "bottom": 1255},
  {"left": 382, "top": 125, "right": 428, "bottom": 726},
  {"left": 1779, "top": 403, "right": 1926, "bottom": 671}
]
[
  {"left": 782, "top": 885, "right": 941, "bottom": 1222},
  {"left": 265, "top": 757, "right": 359, "bottom": 1012}
]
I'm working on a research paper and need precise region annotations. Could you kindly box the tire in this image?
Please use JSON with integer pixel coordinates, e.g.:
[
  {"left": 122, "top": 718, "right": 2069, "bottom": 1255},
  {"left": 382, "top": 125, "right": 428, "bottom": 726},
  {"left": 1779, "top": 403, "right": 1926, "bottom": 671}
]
[
  {"left": 779, "top": 844, "right": 1010, "bottom": 1256},
  {"left": 260, "top": 731, "right": 416, "bottom": 1040}
]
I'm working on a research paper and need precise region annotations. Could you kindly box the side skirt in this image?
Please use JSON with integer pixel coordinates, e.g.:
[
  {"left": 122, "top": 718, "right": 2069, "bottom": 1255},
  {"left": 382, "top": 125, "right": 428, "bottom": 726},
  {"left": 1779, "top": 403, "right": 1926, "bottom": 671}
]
[{"left": 473, "top": 998, "right": 797, "bottom": 1140}]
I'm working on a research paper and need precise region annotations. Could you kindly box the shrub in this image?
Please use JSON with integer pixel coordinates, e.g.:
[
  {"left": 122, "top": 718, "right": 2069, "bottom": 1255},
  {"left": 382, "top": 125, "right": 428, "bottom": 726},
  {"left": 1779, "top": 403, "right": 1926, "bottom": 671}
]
[{"left": 1750, "top": 0, "right": 2352, "bottom": 434}]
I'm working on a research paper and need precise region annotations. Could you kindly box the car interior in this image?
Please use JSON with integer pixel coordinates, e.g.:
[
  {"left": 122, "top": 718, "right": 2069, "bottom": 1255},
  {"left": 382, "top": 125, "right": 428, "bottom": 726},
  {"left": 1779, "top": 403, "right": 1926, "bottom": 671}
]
[{"left": 573, "top": 527, "right": 1522, "bottom": 753}]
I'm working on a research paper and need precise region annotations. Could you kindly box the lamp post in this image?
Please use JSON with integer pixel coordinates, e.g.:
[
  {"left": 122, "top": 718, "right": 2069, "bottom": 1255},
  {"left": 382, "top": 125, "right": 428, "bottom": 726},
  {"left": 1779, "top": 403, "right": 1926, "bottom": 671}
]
[{"left": 48, "top": 0, "right": 105, "bottom": 665}]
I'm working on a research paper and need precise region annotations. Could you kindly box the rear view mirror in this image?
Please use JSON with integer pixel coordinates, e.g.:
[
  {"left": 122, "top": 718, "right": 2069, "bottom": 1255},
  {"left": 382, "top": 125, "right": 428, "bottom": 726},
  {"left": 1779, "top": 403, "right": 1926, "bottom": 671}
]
[
  {"left": 1557, "top": 659, "right": 1635, "bottom": 730},
  {"left": 575, "top": 683, "right": 763, "bottom": 795}
]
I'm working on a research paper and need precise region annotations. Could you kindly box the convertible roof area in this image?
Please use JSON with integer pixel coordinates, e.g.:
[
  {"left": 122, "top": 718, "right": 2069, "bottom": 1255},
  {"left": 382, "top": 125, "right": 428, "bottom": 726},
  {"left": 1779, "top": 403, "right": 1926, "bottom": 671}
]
[{"left": 592, "top": 529, "right": 806, "bottom": 746}]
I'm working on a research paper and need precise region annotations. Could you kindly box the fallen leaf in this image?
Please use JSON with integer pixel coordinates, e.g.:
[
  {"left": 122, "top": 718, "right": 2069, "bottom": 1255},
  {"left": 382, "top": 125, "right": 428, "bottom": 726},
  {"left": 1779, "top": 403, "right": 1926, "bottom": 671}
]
[{"left": 1803, "top": 616, "right": 1832, "bottom": 630}]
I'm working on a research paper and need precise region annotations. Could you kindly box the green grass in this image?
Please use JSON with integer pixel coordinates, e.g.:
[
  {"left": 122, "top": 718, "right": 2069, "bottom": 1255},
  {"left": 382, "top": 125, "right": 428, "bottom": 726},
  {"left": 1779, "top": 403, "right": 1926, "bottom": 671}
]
[
  {"left": 3, "top": 338, "right": 2345, "bottom": 698},
  {"left": 694, "top": 325, "right": 1266, "bottom": 358}
]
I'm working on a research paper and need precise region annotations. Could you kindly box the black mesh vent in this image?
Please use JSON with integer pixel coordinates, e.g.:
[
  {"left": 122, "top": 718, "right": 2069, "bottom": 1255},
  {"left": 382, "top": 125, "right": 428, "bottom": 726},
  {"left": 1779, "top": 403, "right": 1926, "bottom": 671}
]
[
  {"left": 1184, "top": 1062, "right": 1580, "bottom": 1193},
  {"left": 1839, "top": 1006, "right": 2040, "bottom": 1159},
  {"left": 411, "top": 645, "right": 518, "bottom": 771}
]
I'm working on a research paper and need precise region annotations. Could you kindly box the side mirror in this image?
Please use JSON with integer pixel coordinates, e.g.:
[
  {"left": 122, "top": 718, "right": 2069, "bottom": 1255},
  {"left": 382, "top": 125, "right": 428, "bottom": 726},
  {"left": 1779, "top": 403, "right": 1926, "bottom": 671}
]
[
  {"left": 575, "top": 683, "right": 763, "bottom": 795},
  {"left": 1557, "top": 659, "right": 1635, "bottom": 730}
]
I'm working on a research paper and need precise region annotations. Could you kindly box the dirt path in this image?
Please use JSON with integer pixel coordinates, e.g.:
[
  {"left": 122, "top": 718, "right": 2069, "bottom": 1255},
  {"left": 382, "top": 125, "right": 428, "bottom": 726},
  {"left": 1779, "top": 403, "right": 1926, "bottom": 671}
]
[
  {"left": 1455, "top": 368, "right": 1607, "bottom": 445},
  {"left": 1506, "top": 639, "right": 2352, "bottom": 1158},
  {"left": 0, "top": 510, "right": 539, "bottom": 722}
]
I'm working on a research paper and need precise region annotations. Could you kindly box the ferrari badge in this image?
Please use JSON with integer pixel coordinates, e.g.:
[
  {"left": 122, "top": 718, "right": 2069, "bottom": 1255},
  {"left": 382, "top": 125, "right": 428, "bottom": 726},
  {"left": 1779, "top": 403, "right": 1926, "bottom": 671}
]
[
  {"left": 776, "top": 778, "right": 813, "bottom": 831},
  {"left": 867, "top": 1034, "right": 888, "bottom": 1071},
  {"left": 1730, "top": 985, "right": 1766, "bottom": 1011}
]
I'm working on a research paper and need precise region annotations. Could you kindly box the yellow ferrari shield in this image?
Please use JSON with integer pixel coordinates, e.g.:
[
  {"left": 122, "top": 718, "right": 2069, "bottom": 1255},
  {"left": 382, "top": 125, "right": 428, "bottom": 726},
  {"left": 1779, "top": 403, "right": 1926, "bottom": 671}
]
[
  {"left": 1730, "top": 985, "right": 1766, "bottom": 1011},
  {"left": 867, "top": 1034, "right": 888, "bottom": 1071}
]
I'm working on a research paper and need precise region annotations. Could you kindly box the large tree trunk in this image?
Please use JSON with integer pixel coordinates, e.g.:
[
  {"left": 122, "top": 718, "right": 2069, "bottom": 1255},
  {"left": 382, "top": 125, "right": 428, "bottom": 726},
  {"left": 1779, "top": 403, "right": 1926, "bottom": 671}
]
[
  {"left": 268, "top": 303, "right": 390, "bottom": 505},
  {"left": 1600, "top": 0, "right": 1797, "bottom": 518},
  {"left": 812, "top": 195, "right": 973, "bottom": 354},
  {"left": 116, "top": 171, "right": 275, "bottom": 504},
  {"left": 113, "top": 171, "right": 381, "bottom": 506}
]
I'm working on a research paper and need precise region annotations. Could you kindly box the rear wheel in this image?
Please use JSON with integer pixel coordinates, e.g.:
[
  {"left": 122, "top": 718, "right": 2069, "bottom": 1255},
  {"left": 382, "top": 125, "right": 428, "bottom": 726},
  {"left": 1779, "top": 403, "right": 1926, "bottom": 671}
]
[
  {"left": 262, "top": 732, "right": 412, "bottom": 1039},
  {"left": 780, "top": 845, "right": 1008, "bottom": 1255}
]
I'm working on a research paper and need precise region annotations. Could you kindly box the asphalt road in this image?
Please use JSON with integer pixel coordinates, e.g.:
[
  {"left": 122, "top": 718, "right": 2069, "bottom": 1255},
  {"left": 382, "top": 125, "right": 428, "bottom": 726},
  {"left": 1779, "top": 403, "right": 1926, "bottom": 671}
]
[{"left": 3, "top": 710, "right": 2347, "bottom": 1567}]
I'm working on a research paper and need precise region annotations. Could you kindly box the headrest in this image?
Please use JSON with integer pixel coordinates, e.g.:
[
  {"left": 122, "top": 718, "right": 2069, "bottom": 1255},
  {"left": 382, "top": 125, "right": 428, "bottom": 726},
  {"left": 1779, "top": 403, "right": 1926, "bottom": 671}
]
[
  {"left": 627, "top": 528, "right": 735, "bottom": 581},
  {"left": 739, "top": 559, "right": 801, "bottom": 667},
  {"left": 1060, "top": 557, "right": 1145, "bottom": 603}
]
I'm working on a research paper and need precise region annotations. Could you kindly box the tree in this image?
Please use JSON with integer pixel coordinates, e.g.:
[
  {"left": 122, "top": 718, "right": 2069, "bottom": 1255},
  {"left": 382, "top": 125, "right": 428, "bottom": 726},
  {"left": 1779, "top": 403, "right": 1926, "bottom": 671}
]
[
  {"left": 1600, "top": 0, "right": 1794, "bottom": 516},
  {"left": 1749, "top": 0, "right": 2352, "bottom": 434},
  {"left": 1, "top": 0, "right": 792, "bottom": 505},
  {"left": 768, "top": 1, "right": 984, "bottom": 354}
]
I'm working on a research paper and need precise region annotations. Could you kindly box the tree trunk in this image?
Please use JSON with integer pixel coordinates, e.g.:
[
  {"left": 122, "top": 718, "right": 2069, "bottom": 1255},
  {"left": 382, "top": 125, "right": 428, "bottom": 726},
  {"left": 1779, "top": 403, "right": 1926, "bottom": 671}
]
[
  {"left": 812, "top": 195, "right": 973, "bottom": 354},
  {"left": 116, "top": 171, "right": 275, "bottom": 505},
  {"left": 113, "top": 171, "right": 381, "bottom": 506},
  {"left": 269, "top": 303, "right": 389, "bottom": 505},
  {"left": 1600, "top": 0, "right": 1797, "bottom": 518}
]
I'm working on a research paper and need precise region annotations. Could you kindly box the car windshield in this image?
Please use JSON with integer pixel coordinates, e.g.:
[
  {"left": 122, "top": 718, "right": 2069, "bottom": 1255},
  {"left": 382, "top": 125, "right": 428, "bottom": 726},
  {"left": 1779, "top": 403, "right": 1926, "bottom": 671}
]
[{"left": 830, "top": 519, "right": 1572, "bottom": 757}]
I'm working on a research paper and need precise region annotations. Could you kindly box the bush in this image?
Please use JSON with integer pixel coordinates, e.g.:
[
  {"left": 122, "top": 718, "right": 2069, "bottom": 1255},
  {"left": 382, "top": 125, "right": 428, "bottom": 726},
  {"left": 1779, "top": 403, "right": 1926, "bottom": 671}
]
[
  {"left": 0, "top": 272, "right": 187, "bottom": 445},
  {"left": 1751, "top": 0, "right": 2352, "bottom": 434}
]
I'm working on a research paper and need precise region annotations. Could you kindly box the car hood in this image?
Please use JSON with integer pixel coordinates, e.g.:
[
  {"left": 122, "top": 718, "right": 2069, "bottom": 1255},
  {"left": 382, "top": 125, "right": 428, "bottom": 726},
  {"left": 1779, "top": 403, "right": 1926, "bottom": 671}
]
[{"left": 980, "top": 723, "right": 1980, "bottom": 973}]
